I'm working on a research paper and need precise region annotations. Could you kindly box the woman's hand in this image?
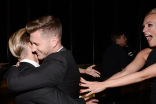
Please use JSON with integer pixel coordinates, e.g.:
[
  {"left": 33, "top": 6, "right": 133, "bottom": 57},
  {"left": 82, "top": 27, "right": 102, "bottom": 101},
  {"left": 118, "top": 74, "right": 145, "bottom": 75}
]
[{"left": 80, "top": 77, "right": 106, "bottom": 97}]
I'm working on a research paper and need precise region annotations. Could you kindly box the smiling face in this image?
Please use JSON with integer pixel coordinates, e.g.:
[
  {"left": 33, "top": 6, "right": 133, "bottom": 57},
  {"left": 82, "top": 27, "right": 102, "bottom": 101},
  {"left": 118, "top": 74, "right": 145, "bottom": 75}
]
[
  {"left": 143, "top": 14, "right": 156, "bottom": 47},
  {"left": 30, "top": 30, "right": 54, "bottom": 60}
]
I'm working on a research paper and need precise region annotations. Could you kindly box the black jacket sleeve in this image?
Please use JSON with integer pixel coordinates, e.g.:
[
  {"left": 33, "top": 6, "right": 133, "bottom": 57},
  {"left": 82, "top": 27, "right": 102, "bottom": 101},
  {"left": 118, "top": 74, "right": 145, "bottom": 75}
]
[{"left": 7, "top": 59, "right": 66, "bottom": 92}]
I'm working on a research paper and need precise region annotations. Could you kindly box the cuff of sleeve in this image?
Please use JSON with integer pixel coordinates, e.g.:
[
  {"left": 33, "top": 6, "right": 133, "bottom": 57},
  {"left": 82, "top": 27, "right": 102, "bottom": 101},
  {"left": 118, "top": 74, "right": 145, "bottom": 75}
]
[{"left": 79, "top": 96, "right": 83, "bottom": 98}]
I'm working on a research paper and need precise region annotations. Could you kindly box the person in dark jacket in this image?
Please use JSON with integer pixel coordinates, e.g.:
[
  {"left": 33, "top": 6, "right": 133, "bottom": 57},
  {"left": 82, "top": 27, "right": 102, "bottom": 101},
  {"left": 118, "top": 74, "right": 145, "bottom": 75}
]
[{"left": 100, "top": 32, "right": 128, "bottom": 104}]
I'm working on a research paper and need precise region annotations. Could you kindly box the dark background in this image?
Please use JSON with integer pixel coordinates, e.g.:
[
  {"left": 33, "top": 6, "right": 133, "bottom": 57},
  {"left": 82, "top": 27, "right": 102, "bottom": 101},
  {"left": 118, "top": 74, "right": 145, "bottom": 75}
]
[{"left": 0, "top": 0, "right": 155, "bottom": 66}]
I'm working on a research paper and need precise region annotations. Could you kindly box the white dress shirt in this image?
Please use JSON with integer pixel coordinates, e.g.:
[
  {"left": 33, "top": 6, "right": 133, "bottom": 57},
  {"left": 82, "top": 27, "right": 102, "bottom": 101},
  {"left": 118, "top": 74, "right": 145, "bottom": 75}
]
[
  {"left": 57, "top": 46, "right": 63, "bottom": 52},
  {"left": 20, "top": 59, "right": 40, "bottom": 67}
]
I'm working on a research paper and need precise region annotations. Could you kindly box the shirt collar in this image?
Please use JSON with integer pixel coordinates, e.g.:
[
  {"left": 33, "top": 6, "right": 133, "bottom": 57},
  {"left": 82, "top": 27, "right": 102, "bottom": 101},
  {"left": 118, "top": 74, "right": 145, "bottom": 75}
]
[
  {"left": 57, "top": 46, "right": 63, "bottom": 52},
  {"left": 20, "top": 59, "right": 40, "bottom": 67}
]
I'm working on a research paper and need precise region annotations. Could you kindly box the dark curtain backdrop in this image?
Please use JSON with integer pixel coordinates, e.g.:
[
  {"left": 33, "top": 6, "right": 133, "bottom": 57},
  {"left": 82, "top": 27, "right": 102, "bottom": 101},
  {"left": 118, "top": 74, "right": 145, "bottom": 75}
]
[{"left": 1, "top": 0, "right": 155, "bottom": 66}]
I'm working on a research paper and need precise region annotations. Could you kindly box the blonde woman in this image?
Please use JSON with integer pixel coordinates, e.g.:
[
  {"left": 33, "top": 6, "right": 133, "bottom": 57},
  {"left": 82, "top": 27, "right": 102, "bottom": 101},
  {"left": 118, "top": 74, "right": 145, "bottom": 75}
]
[{"left": 80, "top": 8, "right": 156, "bottom": 104}]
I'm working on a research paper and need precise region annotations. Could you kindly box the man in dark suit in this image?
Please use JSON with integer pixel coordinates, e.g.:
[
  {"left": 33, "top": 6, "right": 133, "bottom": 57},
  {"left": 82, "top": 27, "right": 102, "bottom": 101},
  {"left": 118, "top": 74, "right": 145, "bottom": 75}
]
[
  {"left": 100, "top": 32, "right": 128, "bottom": 104},
  {"left": 7, "top": 16, "right": 87, "bottom": 104},
  {"left": 6, "top": 28, "right": 86, "bottom": 104}
]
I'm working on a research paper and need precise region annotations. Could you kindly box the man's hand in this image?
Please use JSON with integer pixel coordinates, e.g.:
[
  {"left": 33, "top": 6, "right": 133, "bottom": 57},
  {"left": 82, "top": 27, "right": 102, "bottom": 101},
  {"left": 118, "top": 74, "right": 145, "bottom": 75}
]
[
  {"left": 85, "top": 97, "right": 98, "bottom": 104},
  {"left": 16, "top": 61, "right": 20, "bottom": 66},
  {"left": 85, "top": 65, "right": 100, "bottom": 77}
]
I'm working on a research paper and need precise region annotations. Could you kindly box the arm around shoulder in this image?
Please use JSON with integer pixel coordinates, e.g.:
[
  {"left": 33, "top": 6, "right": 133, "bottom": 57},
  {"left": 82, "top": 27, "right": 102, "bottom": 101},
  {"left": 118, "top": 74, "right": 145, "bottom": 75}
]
[{"left": 7, "top": 60, "right": 67, "bottom": 92}]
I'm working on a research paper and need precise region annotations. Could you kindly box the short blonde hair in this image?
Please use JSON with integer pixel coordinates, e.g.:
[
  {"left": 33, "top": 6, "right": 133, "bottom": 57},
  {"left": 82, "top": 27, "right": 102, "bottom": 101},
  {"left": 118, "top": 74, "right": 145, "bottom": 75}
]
[
  {"left": 146, "top": 8, "right": 156, "bottom": 17},
  {"left": 9, "top": 28, "right": 30, "bottom": 60}
]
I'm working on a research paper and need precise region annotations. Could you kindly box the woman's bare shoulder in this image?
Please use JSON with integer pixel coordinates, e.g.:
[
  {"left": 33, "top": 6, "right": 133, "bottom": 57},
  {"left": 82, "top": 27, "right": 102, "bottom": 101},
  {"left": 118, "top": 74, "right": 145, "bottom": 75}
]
[{"left": 139, "top": 48, "right": 152, "bottom": 60}]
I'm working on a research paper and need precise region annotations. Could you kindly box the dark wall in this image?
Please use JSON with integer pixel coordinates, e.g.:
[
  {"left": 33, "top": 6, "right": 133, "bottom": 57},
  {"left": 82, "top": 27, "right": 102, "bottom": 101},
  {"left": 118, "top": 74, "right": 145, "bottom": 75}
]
[
  {"left": 1, "top": 0, "right": 155, "bottom": 65},
  {"left": 0, "top": 1, "right": 8, "bottom": 63}
]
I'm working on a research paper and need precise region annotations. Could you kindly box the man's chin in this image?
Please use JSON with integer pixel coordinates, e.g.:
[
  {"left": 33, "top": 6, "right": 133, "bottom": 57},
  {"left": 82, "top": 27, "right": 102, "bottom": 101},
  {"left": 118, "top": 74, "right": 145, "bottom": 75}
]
[{"left": 38, "top": 56, "right": 44, "bottom": 60}]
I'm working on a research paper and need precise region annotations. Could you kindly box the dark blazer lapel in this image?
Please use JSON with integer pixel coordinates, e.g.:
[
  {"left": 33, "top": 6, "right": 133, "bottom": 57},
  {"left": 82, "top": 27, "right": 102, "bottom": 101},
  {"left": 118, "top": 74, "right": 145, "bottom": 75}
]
[{"left": 19, "top": 62, "right": 35, "bottom": 68}]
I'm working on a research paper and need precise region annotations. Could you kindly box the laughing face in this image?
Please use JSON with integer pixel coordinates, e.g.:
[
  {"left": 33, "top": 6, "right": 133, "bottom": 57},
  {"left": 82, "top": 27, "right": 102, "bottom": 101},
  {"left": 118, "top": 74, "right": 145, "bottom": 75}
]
[
  {"left": 30, "top": 30, "right": 54, "bottom": 60},
  {"left": 143, "top": 14, "right": 156, "bottom": 47}
]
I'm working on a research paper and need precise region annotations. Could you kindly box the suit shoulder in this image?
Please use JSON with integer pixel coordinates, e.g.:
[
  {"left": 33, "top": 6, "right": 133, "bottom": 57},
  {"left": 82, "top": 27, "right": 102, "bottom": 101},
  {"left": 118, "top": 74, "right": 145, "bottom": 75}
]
[{"left": 43, "top": 51, "right": 71, "bottom": 65}]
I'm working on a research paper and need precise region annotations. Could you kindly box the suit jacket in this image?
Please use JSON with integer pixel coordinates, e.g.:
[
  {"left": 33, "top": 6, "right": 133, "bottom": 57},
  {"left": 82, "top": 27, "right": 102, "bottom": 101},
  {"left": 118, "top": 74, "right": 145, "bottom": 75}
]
[
  {"left": 101, "top": 43, "right": 127, "bottom": 79},
  {"left": 7, "top": 48, "right": 85, "bottom": 104}
]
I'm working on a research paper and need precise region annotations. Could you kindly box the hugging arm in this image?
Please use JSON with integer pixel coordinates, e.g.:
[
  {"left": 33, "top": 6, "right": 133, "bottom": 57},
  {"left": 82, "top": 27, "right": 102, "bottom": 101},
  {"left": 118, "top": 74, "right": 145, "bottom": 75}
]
[
  {"left": 7, "top": 60, "right": 66, "bottom": 92},
  {"left": 7, "top": 62, "right": 87, "bottom": 104}
]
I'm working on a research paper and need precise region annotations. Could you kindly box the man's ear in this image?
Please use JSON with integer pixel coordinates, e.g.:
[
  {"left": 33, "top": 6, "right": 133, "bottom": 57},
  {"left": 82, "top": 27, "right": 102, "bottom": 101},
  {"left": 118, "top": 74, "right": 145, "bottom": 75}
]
[
  {"left": 51, "top": 37, "right": 58, "bottom": 48},
  {"left": 28, "top": 42, "right": 32, "bottom": 49}
]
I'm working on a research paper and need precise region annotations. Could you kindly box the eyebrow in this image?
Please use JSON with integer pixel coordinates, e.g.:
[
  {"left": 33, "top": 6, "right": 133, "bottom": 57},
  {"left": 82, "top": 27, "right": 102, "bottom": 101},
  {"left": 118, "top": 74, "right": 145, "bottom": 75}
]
[
  {"left": 143, "top": 21, "right": 152, "bottom": 26},
  {"left": 30, "top": 41, "right": 38, "bottom": 45},
  {"left": 34, "top": 42, "right": 39, "bottom": 45}
]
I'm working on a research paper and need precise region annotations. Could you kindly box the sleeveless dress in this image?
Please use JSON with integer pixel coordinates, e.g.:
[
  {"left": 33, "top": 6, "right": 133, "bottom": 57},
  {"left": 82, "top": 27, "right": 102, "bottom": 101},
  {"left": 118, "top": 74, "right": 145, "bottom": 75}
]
[{"left": 146, "top": 48, "right": 156, "bottom": 104}]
